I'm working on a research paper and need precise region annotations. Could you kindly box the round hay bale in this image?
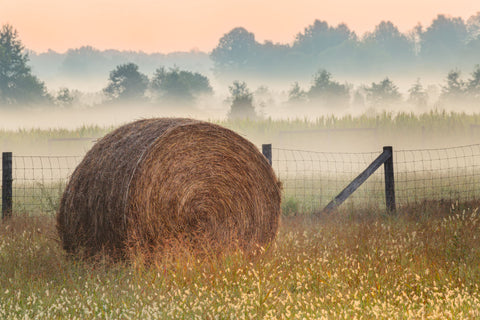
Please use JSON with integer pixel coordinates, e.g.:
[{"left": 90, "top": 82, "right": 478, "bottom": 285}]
[{"left": 57, "top": 118, "right": 281, "bottom": 258}]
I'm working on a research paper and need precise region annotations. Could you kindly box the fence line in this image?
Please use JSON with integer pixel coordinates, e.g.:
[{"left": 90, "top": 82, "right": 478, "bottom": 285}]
[
  {"left": 2, "top": 143, "right": 480, "bottom": 215},
  {"left": 272, "top": 148, "right": 386, "bottom": 212},
  {"left": 272, "top": 144, "right": 480, "bottom": 212},
  {"left": 0, "top": 155, "right": 82, "bottom": 214},
  {"left": 394, "top": 144, "right": 480, "bottom": 205}
]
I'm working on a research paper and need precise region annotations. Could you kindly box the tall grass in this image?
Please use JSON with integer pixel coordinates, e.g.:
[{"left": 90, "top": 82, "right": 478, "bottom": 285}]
[
  {"left": 1, "top": 204, "right": 480, "bottom": 319},
  {"left": 2, "top": 110, "right": 480, "bottom": 154}
]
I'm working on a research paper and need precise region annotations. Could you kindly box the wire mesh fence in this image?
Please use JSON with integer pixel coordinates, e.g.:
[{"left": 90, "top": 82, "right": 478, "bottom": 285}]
[
  {"left": 273, "top": 144, "right": 480, "bottom": 213},
  {"left": 2, "top": 143, "right": 480, "bottom": 215},
  {"left": 1, "top": 155, "right": 82, "bottom": 215},
  {"left": 272, "top": 148, "right": 386, "bottom": 213},
  {"left": 394, "top": 144, "right": 480, "bottom": 205}
]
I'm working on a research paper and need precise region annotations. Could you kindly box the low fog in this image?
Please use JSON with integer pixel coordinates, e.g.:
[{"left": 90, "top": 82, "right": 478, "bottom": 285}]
[{"left": 2, "top": 13, "right": 480, "bottom": 155}]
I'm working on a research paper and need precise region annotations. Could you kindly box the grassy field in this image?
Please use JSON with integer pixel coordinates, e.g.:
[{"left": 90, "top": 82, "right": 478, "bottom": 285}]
[
  {"left": 1, "top": 203, "right": 480, "bottom": 319},
  {"left": 2, "top": 111, "right": 480, "bottom": 318},
  {"left": 2, "top": 110, "right": 480, "bottom": 155}
]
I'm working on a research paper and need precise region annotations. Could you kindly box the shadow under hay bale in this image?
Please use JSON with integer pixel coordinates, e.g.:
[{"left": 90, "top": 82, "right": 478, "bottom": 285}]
[{"left": 57, "top": 118, "right": 281, "bottom": 259}]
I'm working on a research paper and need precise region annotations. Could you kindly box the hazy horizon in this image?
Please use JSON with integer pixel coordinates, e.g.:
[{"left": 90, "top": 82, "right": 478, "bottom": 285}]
[
  {"left": 1, "top": 1, "right": 480, "bottom": 138},
  {"left": 1, "top": 0, "right": 479, "bottom": 53}
]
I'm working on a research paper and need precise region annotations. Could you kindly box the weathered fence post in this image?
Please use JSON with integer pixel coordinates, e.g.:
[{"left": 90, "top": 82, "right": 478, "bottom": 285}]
[
  {"left": 2, "top": 152, "right": 13, "bottom": 219},
  {"left": 321, "top": 146, "right": 396, "bottom": 214},
  {"left": 262, "top": 144, "right": 272, "bottom": 166},
  {"left": 383, "top": 146, "right": 396, "bottom": 212}
]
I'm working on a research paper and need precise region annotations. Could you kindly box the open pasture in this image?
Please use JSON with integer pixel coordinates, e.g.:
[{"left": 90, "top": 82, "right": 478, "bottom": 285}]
[
  {"left": 2, "top": 115, "right": 480, "bottom": 319},
  {"left": 1, "top": 204, "right": 480, "bottom": 319}
]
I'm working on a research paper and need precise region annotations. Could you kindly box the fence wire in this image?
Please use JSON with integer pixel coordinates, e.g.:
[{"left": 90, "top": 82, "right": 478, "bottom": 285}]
[
  {"left": 272, "top": 148, "right": 386, "bottom": 213},
  {"left": 0, "top": 156, "right": 82, "bottom": 214},
  {"left": 273, "top": 144, "right": 480, "bottom": 213},
  {"left": 2, "top": 144, "right": 480, "bottom": 215},
  {"left": 394, "top": 144, "right": 480, "bottom": 205}
]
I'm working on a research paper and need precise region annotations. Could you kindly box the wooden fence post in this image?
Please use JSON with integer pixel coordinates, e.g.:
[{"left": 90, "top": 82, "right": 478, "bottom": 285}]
[
  {"left": 383, "top": 146, "right": 396, "bottom": 212},
  {"left": 2, "top": 152, "right": 13, "bottom": 219},
  {"left": 262, "top": 144, "right": 272, "bottom": 166},
  {"left": 322, "top": 147, "right": 392, "bottom": 214}
]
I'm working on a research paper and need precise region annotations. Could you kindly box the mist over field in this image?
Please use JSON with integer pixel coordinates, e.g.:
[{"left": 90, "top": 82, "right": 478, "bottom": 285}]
[
  {"left": 1, "top": 12, "right": 480, "bottom": 154},
  {"left": 4, "top": 5, "right": 480, "bottom": 319}
]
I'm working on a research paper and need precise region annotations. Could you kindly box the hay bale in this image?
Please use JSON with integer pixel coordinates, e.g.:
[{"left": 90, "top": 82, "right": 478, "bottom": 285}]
[{"left": 57, "top": 118, "right": 281, "bottom": 258}]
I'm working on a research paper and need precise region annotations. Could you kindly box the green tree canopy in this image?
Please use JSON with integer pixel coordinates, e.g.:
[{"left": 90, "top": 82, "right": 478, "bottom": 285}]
[
  {"left": 288, "top": 82, "right": 307, "bottom": 103},
  {"left": 293, "top": 20, "right": 355, "bottom": 55},
  {"left": 408, "top": 79, "right": 429, "bottom": 108},
  {"left": 307, "top": 70, "right": 350, "bottom": 108},
  {"left": 0, "top": 24, "right": 50, "bottom": 106},
  {"left": 440, "top": 70, "right": 466, "bottom": 101},
  {"left": 467, "top": 65, "right": 480, "bottom": 99},
  {"left": 211, "top": 27, "right": 259, "bottom": 72},
  {"left": 365, "top": 78, "right": 402, "bottom": 107},
  {"left": 150, "top": 67, "right": 212, "bottom": 103},
  {"left": 363, "top": 21, "right": 414, "bottom": 61},
  {"left": 55, "top": 87, "right": 78, "bottom": 107},
  {"left": 420, "top": 15, "right": 468, "bottom": 62},
  {"left": 227, "top": 81, "right": 256, "bottom": 120},
  {"left": 437, "top": 66, "right": 480, "bottom": 104},
  {"left": 103, "top": 63, "right": 148, "bottom": 103},
  {"left": 467, "top": 12, "right": 480, "bottom": 41}
]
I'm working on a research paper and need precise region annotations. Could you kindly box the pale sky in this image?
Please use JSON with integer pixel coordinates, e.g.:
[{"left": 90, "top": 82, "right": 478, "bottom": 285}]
[{"left": 0, "top": 0, "right": 479, "bottom": 53}]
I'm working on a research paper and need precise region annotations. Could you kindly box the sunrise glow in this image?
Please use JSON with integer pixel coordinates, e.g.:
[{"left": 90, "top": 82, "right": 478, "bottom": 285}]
[{"left": 1, "top": 0, "right": 479, "bottom": 53}]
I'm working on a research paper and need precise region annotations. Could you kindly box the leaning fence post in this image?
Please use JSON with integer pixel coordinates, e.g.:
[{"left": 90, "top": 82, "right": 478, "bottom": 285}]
[
  {"left": 383, "top": 146, "right": 396, "bottom": 212},
  {"left": 262, "top": 144, "right": 272, "bottom": 166},
  {"left": 2, "top": 152, "right": 13, "bottom": 219}
]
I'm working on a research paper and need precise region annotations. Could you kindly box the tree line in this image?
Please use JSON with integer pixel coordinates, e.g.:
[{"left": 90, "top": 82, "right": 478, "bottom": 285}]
[
  {"left": 19, "top": 11, "right": 480, "bottom": 85},
  {"left": 0, "top": 25, "right": 213, "bottom": 107},
  {"left": 287, "top": 67, "right": 480, "bottom": 109},
  {"left": 1, "top": 24, "right": 480, "bottom": 120},
  {"left": 211, "top": 13, "right": 480, "bottom": 78}
]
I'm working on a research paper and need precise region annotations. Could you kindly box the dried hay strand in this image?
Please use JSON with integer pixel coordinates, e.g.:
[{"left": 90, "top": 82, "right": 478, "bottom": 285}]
[{"left": 57, "top": 118, "right": 281, "bottom": 259}]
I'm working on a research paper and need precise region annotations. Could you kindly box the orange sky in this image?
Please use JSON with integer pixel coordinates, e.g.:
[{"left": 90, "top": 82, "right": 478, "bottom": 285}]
[{"left": 0, "top": 0, "right": 479, "bottom": 53}]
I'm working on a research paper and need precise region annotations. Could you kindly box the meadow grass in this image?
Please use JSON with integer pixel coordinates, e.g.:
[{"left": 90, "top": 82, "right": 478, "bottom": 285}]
[
  {"left": 2, "top": 110, "right": 480, "bottom": 154},
  {"left": 2, "top": 111, "right": 480, "bottom": 318},
  {"left": 1, "top": 203, "right": 480, "bottom": 319}
]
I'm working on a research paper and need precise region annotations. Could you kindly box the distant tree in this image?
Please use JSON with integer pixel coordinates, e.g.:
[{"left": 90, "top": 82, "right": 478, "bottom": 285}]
[
  {"left": 293, "top": 20, "right": 355, "bottom": 54},
  {"left": 440, "top": 70, "right": 466, "bottom": 103},
  {"left": 362, "top": 21, "right": 414, "bottom": 62},
  {"left": 365, "top": 78, "right": 402, "bottom": 107},
  {"left": 467, "top": 12, "right": 480, "bottom": 41},
  {"left": 256, "top": 40, "right": 291, "bottom": 75},
  {"left": 103, "top": 63, "right": 148, "bottom": 103},
  {"left": 420, "top": 15, "right": 468, "bottom": 62},
  {"left": 436, "top": 66, "right": 480, "bottom": 106},
  {"left": 467, "top": 65, "right": 480, "bottom": 99},
  {"left": 352, "top": 89, "right": 365, "bottom": 108},
  {"left": 307, "top": 70, "right": 350, "bottom": 108},
  {"left": 288, "top": 82, "right": 308, "bottom": 103},
  {"left": 365, "top": 21, "right": 406, "bottom": 44},
  {"left": 60, "top": 46, "right": 110, "bottom": 77},
  {"left": 253, "top": 85, "right": 274, "bottom": 110},
  {"left": 150, "top": 67, "right": 212, "bottom": 103},
  {"left": 55, "top": 87, "right": 75, "bottom": 107},
  {"left": 408, "top": 79, "right": 429, "bottom": 108},
  {"left": 0, "top": 24, "right": 51, "bottom": 106},
  {"left": 211, "top": 27, "right": 259, "bottom": 72},
  {"left": 227, "top": 81, "right": 256, "bottom": 119}
]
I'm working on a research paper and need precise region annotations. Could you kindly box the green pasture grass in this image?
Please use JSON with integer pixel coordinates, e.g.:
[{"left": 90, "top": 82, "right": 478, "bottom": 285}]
[
  {"left": 2, "top": 110, "right": 480, "bottom": 154},
  {"left": 5, "top": 172, "right": 480, "bottom": 217},
  {"left": 1, "top": 203, "right": 480, "bottom": 319},
  {"left": 0, "top": 182, "right": 65, "bottom": 216},
  {"left": 279, "top": 172, "right": 480, "bottom": 214}
]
